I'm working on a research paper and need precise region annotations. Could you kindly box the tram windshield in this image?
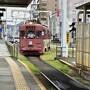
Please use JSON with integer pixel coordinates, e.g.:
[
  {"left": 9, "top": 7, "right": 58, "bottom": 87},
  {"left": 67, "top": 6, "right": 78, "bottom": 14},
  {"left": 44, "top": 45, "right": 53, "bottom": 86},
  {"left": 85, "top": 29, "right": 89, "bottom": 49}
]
[
  {"left": 26, "top": 30, "right": 44, "bottom": 39},
  {"left": 27, "top": 30, "right": 35, "bottom": 39}
]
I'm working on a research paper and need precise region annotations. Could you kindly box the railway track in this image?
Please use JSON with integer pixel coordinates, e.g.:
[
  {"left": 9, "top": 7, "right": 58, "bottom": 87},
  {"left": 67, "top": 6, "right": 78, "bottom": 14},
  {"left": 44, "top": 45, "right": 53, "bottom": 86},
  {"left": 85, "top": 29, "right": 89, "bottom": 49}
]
[
  {"left": 28, "top": 56, "right": 89, "bottom": 90},
  {"left": 41, "top": 72, "right": 61, "bottom": 90}
]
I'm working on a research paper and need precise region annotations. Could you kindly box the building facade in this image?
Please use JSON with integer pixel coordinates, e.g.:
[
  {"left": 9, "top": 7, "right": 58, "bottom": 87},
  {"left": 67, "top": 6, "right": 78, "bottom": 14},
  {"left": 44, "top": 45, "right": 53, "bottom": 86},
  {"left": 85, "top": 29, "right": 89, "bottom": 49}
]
[
  {"left": 37, "top": 0, "right": 58, "bottom": 23},
  {"left": 37, "top": 0, "right": 60, "bottom": 40}
]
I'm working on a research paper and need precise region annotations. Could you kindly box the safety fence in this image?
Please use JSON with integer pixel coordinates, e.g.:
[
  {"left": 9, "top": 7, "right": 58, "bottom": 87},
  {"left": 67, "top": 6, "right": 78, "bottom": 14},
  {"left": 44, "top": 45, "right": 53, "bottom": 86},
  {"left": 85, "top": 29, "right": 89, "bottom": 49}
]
[
  {"left": 56, "top": 46, "right": 76, "bottom": 58},
  {"left": 76, "top": 23, "right": 90, "bottom": 70},
  {"left": 6, "top": 42, "right": 19, "bottom": 59}
]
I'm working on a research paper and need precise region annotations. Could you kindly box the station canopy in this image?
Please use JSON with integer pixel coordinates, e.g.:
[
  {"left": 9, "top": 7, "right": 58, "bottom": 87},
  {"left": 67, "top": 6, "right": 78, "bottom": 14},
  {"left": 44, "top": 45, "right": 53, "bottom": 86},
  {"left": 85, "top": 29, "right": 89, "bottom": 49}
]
[
  {"left": 0, "top": 0, "right": 32, "bottom": 7},
  {"left": 76, "top": 1, "right": 90, "bottom": 9}
]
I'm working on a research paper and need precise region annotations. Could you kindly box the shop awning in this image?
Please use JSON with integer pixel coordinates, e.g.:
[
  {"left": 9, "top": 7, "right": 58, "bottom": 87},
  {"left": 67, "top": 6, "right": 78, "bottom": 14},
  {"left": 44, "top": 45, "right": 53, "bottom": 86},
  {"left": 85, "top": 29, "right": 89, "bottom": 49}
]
[{"left": 76, "top": 1, "right": 90, "bottom": 9}]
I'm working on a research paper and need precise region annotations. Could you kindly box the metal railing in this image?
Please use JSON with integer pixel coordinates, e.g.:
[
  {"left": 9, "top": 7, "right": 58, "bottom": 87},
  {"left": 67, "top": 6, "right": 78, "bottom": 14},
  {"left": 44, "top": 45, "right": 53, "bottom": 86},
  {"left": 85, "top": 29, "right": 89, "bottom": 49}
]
[
  {"left": 6, "top": 42, "right": 19, "bottom": 59},
  {"left": 56, "top": 46, "right": 76, "bottom": 58}
]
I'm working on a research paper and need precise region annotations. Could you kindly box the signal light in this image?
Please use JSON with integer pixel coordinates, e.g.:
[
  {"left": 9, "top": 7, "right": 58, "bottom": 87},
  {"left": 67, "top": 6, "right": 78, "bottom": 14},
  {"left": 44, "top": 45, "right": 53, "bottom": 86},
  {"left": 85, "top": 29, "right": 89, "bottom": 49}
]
[
  {"left": 70, "top": 22, "right": 75, "bottom": 27},
  {"left": 69, "top": 22, "right": 76, "bottom": 39},
  {"left": 69, "top": 22, "right": 76, "bottom": 32}
]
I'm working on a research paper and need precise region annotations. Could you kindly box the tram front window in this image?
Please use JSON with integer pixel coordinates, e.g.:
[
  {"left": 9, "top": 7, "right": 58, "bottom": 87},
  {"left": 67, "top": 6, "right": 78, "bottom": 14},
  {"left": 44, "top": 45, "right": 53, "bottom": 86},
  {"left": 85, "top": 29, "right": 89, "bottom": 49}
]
[
  {"left": 36, "top": 31, "right": 45, "bottom": 38},
  {"left": 36, "top": 31, "right": 42, "bottom": 38},
  {"left": 27, "top": 30, "right": 45, "bottom": 39},
  {"left": 27, "top": 31, "right": 35, "bottom": 39}
]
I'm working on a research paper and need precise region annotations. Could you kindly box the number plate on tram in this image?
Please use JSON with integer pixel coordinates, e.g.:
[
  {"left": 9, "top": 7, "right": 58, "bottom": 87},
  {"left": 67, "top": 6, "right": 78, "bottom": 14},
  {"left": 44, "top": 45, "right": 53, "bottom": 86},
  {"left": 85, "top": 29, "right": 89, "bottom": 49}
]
[{"left": 28, "top": 41, "right": 33, "bottom": 48}]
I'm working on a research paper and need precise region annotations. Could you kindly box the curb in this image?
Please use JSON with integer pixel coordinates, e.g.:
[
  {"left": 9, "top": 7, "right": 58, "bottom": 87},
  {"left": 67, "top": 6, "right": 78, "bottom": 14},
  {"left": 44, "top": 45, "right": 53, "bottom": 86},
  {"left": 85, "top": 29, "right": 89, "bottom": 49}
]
[
  {"left": 56, "top": 59, "right": 90, "bottom": 90},
  {"left": 5, "top": 57, "right": 30, "bottom": 90},
  {"left": 18, "top": 59, "right": 47, "bottom": 90},
  {"left": 58, "top": 59, "right": 78, "bottom": 70}
]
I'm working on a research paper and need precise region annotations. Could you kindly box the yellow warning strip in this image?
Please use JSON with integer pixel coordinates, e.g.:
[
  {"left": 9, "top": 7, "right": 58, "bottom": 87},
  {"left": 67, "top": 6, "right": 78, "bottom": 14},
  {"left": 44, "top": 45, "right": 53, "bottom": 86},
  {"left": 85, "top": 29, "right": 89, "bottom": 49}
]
[
  {"left": 19, "top": 60, "right": 47, "bottom": 90},
  {"left": 5, "top": 57, "right": 30, "bottom": 90}
]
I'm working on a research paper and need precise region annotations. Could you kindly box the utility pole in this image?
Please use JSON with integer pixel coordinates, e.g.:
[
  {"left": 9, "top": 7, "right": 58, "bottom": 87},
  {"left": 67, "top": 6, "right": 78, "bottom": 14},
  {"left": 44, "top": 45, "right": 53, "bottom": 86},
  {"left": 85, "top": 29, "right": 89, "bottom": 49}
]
[{"left": 60, "top": 0, "right": 68, "bottom": 57}]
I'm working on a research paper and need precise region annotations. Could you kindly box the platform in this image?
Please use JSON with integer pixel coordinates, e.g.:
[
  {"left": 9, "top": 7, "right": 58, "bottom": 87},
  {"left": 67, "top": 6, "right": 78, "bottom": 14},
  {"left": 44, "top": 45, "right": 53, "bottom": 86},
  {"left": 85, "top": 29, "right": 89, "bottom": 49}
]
[
  {"left": 0, "top": 58, "right": 15, "bottom": 90},
  {"left": 0, "top": 39, "right": 44, "bottom": 90},
  {"left": 0, "top": 39, "right": 10, "bottom": 57}
]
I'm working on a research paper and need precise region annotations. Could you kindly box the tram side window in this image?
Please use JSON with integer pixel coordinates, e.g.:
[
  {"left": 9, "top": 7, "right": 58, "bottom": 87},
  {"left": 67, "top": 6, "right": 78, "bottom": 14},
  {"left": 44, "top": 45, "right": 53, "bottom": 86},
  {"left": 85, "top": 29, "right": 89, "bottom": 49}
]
[
  {"left": 36, "top": 31, "right": 43, "bottom": 38},
  {"left": 20, "top": 31, "right": 25, "bottom": 37},
  {"left": 42, "top": 29, "right": 47, "bottom": 39},
  {"left": 47, "top": 30, "right": 50, "bottom": 38}
]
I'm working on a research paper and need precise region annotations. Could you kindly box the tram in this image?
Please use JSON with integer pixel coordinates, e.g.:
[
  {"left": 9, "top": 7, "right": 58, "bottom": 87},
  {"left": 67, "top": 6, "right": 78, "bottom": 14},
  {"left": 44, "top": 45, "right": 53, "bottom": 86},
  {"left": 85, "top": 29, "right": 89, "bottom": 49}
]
[{"left": 19, "top": 22, "right": 51, "bottom": 55}]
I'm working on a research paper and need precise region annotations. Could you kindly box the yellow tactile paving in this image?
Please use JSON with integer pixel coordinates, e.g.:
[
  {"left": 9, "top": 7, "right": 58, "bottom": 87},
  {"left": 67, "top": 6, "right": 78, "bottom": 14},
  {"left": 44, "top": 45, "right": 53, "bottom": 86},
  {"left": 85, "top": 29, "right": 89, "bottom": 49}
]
[
  {"left": 5, "top": 57, "right": 30, "bottom": 90},
  {"left": 19, "top": 60, "right": 47, "bottom": 90}
]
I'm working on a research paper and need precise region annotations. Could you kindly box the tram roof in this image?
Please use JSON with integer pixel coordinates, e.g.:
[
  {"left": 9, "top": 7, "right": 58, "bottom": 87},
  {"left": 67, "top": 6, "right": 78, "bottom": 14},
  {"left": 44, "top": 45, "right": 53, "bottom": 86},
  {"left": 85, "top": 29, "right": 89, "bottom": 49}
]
[
  {"left": 76, "top": 1, "right": 90, "bottom": 9},
  {"left": 24, "top": 23, "right": 43, "bottom": 27},
  {"left": 0, "top": 0, "right": 32, "bottom": 7}
]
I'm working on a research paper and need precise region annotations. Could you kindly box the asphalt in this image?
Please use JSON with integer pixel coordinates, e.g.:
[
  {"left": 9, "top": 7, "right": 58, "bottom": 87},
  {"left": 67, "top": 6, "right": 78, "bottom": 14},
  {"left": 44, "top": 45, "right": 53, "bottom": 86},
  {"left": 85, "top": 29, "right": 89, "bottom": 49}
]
[{"left": 29, "top": 56, "right": 89, "bottom": 90}]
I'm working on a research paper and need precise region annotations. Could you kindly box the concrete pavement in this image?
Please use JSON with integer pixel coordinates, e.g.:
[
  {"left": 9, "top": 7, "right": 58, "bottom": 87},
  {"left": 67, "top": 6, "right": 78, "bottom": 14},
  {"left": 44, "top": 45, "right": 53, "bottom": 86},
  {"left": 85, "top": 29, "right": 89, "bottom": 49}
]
[
  {"left": 0, "top": 39, "right": 10, "bottom": 57},
  {"left": 0, "top": 58, "right": 15, "bottom": 90}
]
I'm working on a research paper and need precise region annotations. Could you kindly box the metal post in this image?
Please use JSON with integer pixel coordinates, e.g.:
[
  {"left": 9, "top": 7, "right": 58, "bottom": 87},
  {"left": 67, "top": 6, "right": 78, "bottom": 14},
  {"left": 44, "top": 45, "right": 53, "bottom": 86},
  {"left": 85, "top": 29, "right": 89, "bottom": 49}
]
[
  {"left": 61, "top": 0, "right": 68, "bottom": 57},
  {"left": 5, "top": 8, "right": 7, "bottom": 41},
  {"left": 83, "top": 6, "right": 87, "bottom": 23},
  {"left": 56, "top": 43, "right": 57, "bottom": 59},
  {"left": 13, "top": 43, "right": 15, "bottom": 58},
  {"left": 77, "top": 11, "right": 80, "bottom": 23},
  {"left": 81, "top": 6, "right": 87, "bottom": 69},
  {"left": 15, "top": 42, "right": 18, "bottom": 60},
  {"left": 61, "top": 47, "right": 62, "bottom": 56},
  {"left": 55, "top": 42, "right": 59, "bottom": 60}
]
